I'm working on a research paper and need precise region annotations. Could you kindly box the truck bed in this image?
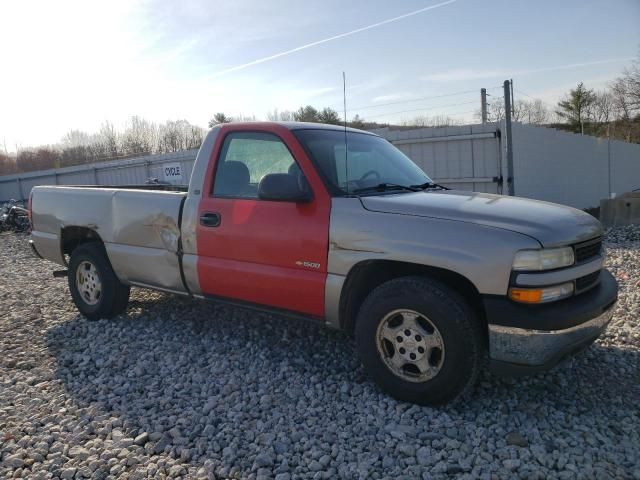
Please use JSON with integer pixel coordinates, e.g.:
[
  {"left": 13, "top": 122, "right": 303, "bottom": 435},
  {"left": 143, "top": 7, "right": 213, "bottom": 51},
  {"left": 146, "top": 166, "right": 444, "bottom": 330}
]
[{"left": 31, "top": 185, "right": 189, "bottom": 294}]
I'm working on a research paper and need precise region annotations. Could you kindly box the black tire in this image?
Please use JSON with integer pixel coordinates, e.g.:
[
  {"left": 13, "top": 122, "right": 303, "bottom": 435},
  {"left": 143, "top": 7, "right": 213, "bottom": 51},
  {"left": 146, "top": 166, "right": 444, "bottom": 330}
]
[
  {"left": 355, "top": 276, "right": 484, "bottom": 406},
  {"left": 68, "top": 242, "right": 130, "bottom": 320}
]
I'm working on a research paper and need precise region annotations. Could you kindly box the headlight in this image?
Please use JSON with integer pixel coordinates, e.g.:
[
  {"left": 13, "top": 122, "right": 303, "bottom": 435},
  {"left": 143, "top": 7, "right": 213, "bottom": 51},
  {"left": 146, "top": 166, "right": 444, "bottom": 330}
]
[
  {"left": 509, "top": 282, "right": 574, "bottom": 304},
  {"left": 512, "top": 247, "right": 574, "bottom": 271}
]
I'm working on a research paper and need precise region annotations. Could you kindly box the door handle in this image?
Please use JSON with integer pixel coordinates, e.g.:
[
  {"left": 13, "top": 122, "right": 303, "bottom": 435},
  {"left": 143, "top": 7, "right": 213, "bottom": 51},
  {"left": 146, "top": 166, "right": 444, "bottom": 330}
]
[{"left": 200, "top": 212, "right": 221, "bottom": 227}]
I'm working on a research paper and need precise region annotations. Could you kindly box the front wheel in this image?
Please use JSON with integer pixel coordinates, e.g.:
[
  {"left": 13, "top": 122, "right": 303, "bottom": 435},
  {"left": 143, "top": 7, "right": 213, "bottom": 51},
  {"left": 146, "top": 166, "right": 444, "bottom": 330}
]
[
  {"left": 355, "top": 276, "right": 484, "bottom": 405},
  {"left": 68, "top": 242, "right": 130, "bottom": 320}
]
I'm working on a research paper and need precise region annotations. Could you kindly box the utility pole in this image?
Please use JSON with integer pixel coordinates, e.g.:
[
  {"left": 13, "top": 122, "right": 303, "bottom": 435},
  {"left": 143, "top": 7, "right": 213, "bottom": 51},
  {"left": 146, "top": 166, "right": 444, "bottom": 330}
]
[
  {"left": 503, "top": 80, "right": 514, "bottom": 196},
  {"left": 480, "top": 88, "right": 487, "bottom": 124}
]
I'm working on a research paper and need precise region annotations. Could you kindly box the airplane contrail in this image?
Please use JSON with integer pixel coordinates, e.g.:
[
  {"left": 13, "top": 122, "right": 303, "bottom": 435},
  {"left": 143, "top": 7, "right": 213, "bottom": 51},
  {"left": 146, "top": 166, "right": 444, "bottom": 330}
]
[{"left": 208, "top": 0, "right": 456, "bottom": 79}]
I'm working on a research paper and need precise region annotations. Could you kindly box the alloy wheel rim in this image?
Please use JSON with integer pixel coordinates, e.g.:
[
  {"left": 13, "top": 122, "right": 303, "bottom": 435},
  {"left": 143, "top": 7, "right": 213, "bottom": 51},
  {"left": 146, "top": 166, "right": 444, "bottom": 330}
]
[
  {"left": 76, "top": 261, "right": 102, "bottom": 306},
  {"left": 376, "top": 309, "right": 445, "bottom": 383}
]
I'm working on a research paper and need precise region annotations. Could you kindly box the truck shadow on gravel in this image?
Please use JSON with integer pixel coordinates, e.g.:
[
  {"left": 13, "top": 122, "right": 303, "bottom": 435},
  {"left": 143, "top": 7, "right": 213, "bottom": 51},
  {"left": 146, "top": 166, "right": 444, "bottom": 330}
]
[{"left": 45, "top": 290, "right": 640, "bottom": 475}]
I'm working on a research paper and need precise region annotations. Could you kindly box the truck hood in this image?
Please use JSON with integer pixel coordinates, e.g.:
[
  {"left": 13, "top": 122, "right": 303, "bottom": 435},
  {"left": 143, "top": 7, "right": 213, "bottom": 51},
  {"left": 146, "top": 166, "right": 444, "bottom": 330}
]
[{"left": 360, "top": 190, "right": 602, "bottom": 247}]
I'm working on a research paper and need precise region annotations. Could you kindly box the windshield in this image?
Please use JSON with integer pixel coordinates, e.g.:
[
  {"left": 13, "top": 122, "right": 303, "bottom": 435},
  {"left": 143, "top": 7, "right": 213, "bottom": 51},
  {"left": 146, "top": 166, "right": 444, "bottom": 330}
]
[{"left": 293, "top": 129, "right": 432, "bottom": 195}]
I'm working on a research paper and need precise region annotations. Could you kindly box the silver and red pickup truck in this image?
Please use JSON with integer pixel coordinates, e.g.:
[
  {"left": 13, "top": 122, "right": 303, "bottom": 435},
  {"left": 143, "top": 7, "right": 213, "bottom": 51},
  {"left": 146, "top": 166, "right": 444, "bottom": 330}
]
[{"left": 29, "top": 122, "right": 618, "bottom": 405}]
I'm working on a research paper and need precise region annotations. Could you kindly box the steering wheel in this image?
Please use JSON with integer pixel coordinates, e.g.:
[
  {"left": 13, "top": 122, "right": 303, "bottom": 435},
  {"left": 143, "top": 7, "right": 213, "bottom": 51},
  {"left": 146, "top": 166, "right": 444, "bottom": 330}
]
[{"left": 360, "top": 170, "right": 380, "bottom": 181}]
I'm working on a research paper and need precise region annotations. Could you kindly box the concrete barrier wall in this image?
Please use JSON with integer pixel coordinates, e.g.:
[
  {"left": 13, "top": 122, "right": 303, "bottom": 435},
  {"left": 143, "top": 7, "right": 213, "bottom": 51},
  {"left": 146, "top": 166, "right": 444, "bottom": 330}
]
[{"left": 600, "top": 193, "right": 640, "bottom": 227}]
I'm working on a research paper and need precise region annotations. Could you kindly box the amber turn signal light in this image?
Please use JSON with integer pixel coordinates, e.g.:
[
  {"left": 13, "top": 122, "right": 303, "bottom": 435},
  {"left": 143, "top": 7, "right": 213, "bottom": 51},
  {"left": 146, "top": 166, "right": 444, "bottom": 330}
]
[
  {"left": 509, "top": 288, "right": 543, "bottom": 303},
  {"left": 509, "top": 282, "right": 574, "bottom": 304}
]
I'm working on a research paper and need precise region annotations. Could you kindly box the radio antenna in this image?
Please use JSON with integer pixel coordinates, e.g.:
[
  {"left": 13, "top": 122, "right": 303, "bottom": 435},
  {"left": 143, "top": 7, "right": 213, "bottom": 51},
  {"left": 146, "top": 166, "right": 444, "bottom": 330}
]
[{"left": 343, "top": 71, "right": 349, "bottom": 195}]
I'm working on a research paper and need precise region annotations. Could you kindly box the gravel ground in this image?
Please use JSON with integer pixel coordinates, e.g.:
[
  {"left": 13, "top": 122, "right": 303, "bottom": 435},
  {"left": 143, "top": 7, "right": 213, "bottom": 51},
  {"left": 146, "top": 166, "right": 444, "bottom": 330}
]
[{"left": 1, "top": 228, "right": 639, "bottom": 480}]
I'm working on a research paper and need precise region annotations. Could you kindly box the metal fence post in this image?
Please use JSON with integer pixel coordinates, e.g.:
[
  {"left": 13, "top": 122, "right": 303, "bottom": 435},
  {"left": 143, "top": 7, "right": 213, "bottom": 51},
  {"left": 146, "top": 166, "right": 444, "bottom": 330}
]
[
  {"left": 481, "top": 88, "right": 487, "bottom": 124},
  {"left": 504, "top": 80, "right": 515, "bottom": 196}
]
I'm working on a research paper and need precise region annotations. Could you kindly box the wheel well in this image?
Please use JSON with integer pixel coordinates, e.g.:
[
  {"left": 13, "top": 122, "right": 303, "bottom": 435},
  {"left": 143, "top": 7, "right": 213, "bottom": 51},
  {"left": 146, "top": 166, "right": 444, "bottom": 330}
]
[
  {"left": 339, "top": 260, "right": 486, "bottom": 338},
  {"left": 61, "top": 226, "right": 104, "bottom": 260}
]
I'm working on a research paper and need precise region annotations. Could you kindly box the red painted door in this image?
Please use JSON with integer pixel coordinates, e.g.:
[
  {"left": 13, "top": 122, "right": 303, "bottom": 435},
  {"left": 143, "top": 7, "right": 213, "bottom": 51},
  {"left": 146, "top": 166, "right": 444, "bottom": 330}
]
[{"left": 196, "top": 124, "right": 331, "bottom": 317}]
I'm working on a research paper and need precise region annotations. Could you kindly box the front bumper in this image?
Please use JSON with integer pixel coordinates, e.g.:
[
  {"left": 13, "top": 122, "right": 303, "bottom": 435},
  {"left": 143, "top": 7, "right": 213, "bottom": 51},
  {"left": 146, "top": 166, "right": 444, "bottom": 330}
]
[{"left": 486, "top": 269, "right": 618, "bottom": 375}]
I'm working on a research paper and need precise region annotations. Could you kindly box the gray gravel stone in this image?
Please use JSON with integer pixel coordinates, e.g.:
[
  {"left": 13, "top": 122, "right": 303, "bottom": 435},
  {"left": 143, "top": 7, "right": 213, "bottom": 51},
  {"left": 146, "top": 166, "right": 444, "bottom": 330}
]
[
  {"left": 60, "top": 468, "right": 77, "bottom": 479},
  {"left": 134, "top": 432, "right": 149, "bottom": 445},
  {"left": 506, "top": 432, "right": 529, "bottom": 448},
  {"left": 254, "top": 453, "right": 274, "bottom": 468},
  {"left": 416, "top": 446, "right": 432, "bottom": 466},
  {"left": 68, "top": 446, "right": 90, "bottom": 460},
  {"left": 0, "top": 227, "right": 638, "bottom": 479},
  {"left": 3, "top": 455, "right": 24, "bottom": 469}
]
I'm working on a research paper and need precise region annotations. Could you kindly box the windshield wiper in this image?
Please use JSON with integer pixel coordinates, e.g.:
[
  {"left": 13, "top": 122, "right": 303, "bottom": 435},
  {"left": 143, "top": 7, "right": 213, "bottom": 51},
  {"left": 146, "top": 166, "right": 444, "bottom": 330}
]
[
  {"left": 352, "top": 183, "right": 420, "bottom": 194},
  {"left": 410, "top": 181, "right": 450, "bottom": 191}
]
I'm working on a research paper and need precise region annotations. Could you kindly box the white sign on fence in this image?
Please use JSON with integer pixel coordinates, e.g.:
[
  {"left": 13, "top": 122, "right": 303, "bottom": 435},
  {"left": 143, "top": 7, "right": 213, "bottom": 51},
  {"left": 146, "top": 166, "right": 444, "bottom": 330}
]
[{"left": 162, "top": 162, "right": 184, "bottom": 183}]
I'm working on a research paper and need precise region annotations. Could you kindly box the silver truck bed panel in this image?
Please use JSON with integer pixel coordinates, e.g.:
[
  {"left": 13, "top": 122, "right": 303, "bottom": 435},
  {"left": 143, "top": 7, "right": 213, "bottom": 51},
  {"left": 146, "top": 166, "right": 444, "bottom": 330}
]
[{"left": 31, "top": 186, "right": 188, "bottom": 293}]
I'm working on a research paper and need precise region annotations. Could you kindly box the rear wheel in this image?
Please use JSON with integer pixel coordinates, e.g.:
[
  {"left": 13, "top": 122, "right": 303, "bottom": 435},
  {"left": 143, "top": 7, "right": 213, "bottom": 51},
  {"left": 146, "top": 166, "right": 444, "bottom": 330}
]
[
  {"left": 68, "top": 242, "right": 130, "bottom": 320},
  {"left": 355, "top": 276, "right": 483, "bottom": 405}
]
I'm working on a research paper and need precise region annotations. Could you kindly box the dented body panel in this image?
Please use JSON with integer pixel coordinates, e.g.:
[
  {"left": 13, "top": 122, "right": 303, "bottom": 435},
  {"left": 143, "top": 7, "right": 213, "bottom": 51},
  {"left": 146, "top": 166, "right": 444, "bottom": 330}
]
[{"left": 31, "top": 186, "right": 188, "bottom": 292}]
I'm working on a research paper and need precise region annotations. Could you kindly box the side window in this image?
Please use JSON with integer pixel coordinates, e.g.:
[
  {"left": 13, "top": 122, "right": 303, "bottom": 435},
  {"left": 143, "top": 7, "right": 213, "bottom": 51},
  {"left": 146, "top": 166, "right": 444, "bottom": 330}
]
[{"left": 213, "top": 132, "right": 298, "bottom": 198}]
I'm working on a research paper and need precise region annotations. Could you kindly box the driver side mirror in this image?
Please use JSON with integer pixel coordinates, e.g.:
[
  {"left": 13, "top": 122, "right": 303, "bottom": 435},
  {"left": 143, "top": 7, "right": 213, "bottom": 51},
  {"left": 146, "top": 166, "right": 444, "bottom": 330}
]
[{"left": 258, "top": 173, "right": 312, "bottom": 202}]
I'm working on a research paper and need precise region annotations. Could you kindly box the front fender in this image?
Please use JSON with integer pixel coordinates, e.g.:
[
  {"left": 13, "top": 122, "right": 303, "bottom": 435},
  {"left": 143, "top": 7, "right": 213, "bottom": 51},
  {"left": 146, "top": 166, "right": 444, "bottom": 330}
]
[{"left": 328, "top": 198, "right": 540, "bottom": 296}]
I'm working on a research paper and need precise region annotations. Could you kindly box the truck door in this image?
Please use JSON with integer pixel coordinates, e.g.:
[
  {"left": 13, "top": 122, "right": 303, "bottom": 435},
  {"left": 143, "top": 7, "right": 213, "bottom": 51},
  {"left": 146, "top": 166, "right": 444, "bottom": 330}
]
[{"left": 196, "top": 124, "right": 331, "bottom": 317}]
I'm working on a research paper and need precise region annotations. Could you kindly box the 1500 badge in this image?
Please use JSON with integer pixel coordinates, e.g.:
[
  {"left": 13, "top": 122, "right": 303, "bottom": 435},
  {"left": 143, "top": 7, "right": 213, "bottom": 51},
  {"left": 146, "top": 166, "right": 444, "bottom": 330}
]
[{"left": 295, "top": 261, "right": 321, "bottom": 269}]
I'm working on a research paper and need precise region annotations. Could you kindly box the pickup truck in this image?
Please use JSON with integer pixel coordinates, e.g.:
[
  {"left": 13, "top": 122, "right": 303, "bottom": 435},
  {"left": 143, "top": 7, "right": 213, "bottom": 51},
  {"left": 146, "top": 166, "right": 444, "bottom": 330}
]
[{"left": 29, "top": 122, "right": 618, "bottom": 405}]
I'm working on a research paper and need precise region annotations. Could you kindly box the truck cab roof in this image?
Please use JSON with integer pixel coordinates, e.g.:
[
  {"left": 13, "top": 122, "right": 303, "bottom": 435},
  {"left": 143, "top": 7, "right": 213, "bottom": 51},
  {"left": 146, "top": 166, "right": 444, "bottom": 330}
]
[{"left": 214, "top": 121, "right": 378, "bottom": 136}]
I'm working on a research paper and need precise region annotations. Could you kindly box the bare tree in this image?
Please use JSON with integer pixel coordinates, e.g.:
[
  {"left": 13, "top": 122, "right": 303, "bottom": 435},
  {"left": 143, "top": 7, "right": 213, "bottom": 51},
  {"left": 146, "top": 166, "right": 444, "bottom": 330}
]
[
  {"left": 266, "top": 109, "right": 294, "bottom": 121},
  {"left": 230, "top": 114, "right": 256, "bottom": 122},
  {"left": 158, "top": 120, "right": 204, "bottom": 152},
  {"left": 62, "top": 130, "right": 91, "bottom": 148},
  {"left": 60, "top": 130, "right": 93, "bottom": 166},
  {"left": 620, "top": 55, "right": 640, "bottom": 112},
  {"left": 401, "top": 115, "right": 457, "bottom": 128},
  {"left": 611, "top": 78, "right": 634, "bottom": 121},
  {"left": 98, "top": 121, "right": 120, "bottom": 158},
  {"left": 186, "top": 125, "right": 205, "bottom": 149},
  {"left": 122, "top": 116, "right": 156, "bottom": 155},
  {"left": 519, "top": 100, "right": 550, "bottom": 125},
  {"left": 0, "top": 152, "right": 17, "bottom": 175},
  {"left": 16, "top": 146, "right": 60, "bottom": 172},
  {"left": 588, "top": 91, "right": 615, "bottom": 126},
  {"left": 484, "top": 101, "right": 505, "bottom": 123},
  {"left": 158, "top": 120, "right": 183, "bottom": 152}
]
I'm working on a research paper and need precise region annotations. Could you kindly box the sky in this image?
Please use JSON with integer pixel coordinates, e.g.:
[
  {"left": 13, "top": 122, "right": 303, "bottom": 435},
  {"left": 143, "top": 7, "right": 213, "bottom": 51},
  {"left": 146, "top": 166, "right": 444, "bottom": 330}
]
[{"left": 0, "top": 0, "right": 638, "bottom": 151}]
